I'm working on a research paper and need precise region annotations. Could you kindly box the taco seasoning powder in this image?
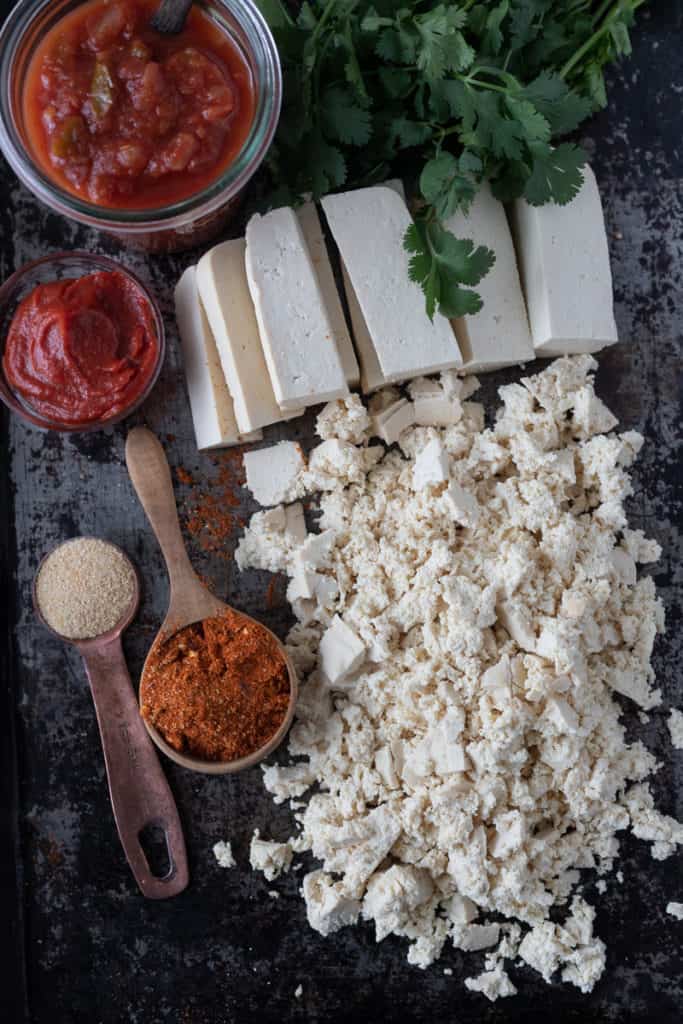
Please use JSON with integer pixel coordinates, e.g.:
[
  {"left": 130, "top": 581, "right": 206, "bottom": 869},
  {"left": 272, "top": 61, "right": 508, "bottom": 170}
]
[{"left": 140, "top": 609, "right": 290, "bottom": 762}]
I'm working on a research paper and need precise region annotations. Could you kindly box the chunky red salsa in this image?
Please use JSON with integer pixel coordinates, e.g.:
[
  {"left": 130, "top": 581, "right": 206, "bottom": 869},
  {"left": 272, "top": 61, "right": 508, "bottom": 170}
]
[
  {"left": 3, "top": 271, "right": 160, "bottom": 426},
  {"left": 23, "top": 0, "right": 256, "bottom": 209}
]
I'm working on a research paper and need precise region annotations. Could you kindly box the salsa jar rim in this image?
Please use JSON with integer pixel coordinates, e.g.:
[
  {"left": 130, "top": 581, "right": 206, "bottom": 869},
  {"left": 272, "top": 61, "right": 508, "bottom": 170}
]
[
  {"left": 0, "top": 250, "right": 166, "bottom": 433},
  {"left": 0, "top": 0, "right": 282, "bottom": 232}
]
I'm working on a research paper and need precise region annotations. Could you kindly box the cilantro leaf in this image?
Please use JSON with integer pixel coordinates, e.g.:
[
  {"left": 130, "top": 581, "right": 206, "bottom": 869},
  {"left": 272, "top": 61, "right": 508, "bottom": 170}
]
[
  {"left": 420, "top": 152, "right": 478, "bottom": 219},
  {"left": 405, "top": 219, "right": 495, "bottom": 319},
  {"left": 521, "top": 72, "right": 592, "bottom": 135},
  {"left": 308, "top": 135, "right": 347, "bottom": 197},
  {"left": 389, "top": 117, "right": 432, "bottom": 148},
  {"left": 414, "top": 4, "right": 474, "bottom": 80},
  {"left": 321, "top": 87, "right": 372, "bottom": 146},
  {"left": 523, "top": 142, "right": 586, "bottom": 205}
]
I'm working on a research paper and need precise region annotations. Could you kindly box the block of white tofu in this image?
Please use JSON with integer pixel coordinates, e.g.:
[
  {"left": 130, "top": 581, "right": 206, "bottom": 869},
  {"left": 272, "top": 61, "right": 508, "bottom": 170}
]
[
  {"left": 174, "top": 267, "right": 263, "bottom": 450},
  {"left": 322, "top": 186, "right": 462, "bottom": 383},
  {"left": 372, "top": 398, "right": 416, "bottom": 444},
  {"left": 243, "top": 441, "right": 306, "bottom": 506},
  {"left": 196, "top": 240, "right": 299, "bottom": 433},
  {"left": 510, "top": 164, "right": 618, "bottom": 355},
  {"left": 445, "top": 183, "right": 534, "bottom": 372},
  {"left": 296, "top": 201, "right": 359, "bottom": 387},
  {"left": 319, "top": 615, "right": 366, "bottom": 684},
  {"left": 245, "top": 208, "right": 349, "bottom": 409}
]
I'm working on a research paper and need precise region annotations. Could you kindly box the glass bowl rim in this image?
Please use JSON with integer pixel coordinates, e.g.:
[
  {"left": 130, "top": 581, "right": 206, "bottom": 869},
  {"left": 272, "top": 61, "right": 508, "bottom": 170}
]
[
  {"left": 0, "top": 0, "right": 282, "bottom": 230},
  {"left": 0, "top": 250, "right": 166, "bottom": 433}
]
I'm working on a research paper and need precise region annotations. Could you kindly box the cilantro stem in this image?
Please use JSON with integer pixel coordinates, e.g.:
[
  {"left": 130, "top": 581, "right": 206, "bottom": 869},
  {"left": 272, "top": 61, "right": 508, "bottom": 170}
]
[{"left": 560, "top": 0, "right": 646, "bottom": 79}]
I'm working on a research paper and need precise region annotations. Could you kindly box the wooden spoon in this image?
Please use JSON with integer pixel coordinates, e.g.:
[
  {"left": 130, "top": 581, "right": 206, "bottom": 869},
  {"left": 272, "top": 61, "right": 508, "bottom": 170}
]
[{"left": 125, "top": 427, "right": 298, "bottom": 775}]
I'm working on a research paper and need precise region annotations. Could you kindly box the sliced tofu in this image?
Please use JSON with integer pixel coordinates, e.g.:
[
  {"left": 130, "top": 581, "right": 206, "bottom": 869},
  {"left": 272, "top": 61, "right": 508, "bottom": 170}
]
[
  {"left": 322, "top": 186, "right": 461, "bottom": 384},
  {"left": 245, "top": 208, "right": 349, "bottom": 410},
  {"left": 174, "top": 267, "right": 262, "bottom": 451},
  {"left": 341, "top": 262, "right": 386, "bottom": 393},
  {"left": 509, "top": 164, "right": 618, "bottom": 356},
  {"left": 296, "top": 201, "right": 359, "bottom": 387},
  {"left": 445, "top": 183, "right": 534, "bottom": 373},
  {"left": 338, "top": 180, "right": 405, "bottom": 394},
  {"left": 196, "top": 240, "right": 299, "bottom": 433}
]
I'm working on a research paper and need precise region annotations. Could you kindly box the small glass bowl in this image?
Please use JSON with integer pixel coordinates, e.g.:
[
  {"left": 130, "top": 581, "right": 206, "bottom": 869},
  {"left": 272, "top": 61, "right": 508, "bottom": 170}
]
[
  {"left": 0, "top": 251, "right": 166, "bottom": 433},
  {"left": 0, "top": 0, "right": 282, "bottom": 253}
]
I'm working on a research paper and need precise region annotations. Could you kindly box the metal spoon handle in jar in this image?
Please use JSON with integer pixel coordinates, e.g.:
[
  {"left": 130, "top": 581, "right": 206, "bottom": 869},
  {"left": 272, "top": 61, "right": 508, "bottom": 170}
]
[
  {"left": 80, "top": 635, "right": 189, "bottom": 899},
  {"left": 150, "top": 0, "right": 193, "bottom": 34}
]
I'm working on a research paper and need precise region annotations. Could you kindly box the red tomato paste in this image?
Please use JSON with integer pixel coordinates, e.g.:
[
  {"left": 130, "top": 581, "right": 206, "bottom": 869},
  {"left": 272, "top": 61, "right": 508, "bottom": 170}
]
[
  {"left": 3, "top": 271, "right": 159, "bottom": 426},
  {"left": 23, "top": 0, "right": 256, "bottom": 209}
]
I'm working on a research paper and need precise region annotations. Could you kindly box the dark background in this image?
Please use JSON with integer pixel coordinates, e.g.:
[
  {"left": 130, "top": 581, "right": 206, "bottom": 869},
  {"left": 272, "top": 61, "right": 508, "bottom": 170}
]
[{"left": 1, "top": 2, "right": 682, "bottom": 1022}]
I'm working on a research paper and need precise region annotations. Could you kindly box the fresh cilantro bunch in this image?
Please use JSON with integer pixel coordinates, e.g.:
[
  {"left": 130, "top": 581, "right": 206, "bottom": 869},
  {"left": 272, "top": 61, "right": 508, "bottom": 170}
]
[{"left": 257, "top": 0, "right": 645, "bottom": 318}]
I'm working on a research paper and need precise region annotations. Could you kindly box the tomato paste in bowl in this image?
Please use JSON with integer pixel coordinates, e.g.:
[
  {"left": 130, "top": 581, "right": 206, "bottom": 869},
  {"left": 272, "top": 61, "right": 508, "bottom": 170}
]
[
  {"left": 0, "top": 253, "right": 164, "bottom": 431},
  {"left": 0, "top": 0, "right": 281, "bottom": 252}
]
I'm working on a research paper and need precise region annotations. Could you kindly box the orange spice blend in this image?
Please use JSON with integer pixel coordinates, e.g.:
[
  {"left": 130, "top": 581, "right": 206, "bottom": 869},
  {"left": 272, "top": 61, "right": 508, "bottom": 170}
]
[
  {"left": 177, "top": 451, "right": 245, "bottom": 557},
  {"left": 140, "top": 609, "right": 291, "bottom": 762}
]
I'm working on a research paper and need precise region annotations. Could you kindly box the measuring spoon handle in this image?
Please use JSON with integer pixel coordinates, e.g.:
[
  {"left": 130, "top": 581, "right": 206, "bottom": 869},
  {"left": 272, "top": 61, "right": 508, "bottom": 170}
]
[
  {"left": 80, "top": 636, "right": 189, "bottom": 899},
  {"left": 125, "top": 427, "right": 196, "bottom": 585}
]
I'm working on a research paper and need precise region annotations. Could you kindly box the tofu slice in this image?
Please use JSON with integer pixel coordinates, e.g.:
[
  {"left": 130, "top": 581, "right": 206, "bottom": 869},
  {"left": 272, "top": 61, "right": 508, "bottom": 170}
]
[
  {"left": 174, "top": 267, "right": 262, "bottom": 451},
  {"left": 337, "top": 180, "right": 405, "bottom": 394},
  {"left": 196, "top": 239, "right": 301, "bottom": 433},
  {"left": 445, "top": 183, "right": 534, "bottom": 373},
  {"left": 341, "top": 262, "right": 386, "bottom": 393},
  {"left": 245, "top": 208, "right": 349, "bottom": 410},
  {"left": 509, "top": 164, "right": 618, "bottom": 356},
  {"left": 296, "top": 202, "right": 359, "bottom": 387},
  {"left": 321, "top": 186, "right": 461, "bottom": 383}
]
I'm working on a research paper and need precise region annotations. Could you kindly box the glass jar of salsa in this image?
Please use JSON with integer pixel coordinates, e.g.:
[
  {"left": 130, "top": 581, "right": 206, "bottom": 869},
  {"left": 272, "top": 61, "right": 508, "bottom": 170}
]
[{"left": 0, "top": 0, "right": 281, "bottom": 252}]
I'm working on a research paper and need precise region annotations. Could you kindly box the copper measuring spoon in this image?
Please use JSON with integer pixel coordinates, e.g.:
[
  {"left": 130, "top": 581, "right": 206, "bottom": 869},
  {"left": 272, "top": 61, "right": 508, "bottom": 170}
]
[
  {"left": 124, "top": 427, "right": 298, "bottom": 775},
  {"left": 33, "top": 540, "right": 189, "bottom": 899}
]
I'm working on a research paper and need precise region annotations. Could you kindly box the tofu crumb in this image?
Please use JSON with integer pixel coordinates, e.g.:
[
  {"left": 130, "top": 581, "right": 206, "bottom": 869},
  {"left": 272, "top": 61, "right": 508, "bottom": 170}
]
[
  {"left": 213, "top": 841, "right": 236, "bottom": 869},
  {"left": 294, "top": 984, "right": 303, "bottom": 999},
  {"left": 666, "top": 902, "right": 683, "bottom": 920},
  {"left": 668, "top": 708, "right": 683, "bottom": 749}
]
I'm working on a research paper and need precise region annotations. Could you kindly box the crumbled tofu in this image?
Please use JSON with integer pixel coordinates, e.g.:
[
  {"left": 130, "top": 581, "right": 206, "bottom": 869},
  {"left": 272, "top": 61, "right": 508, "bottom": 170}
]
[
  {"left": 213, "top": 840, "right": 236, "bottom": 869},
  {"left": 666, "top": 902, "right": 683, "bottom": 920},
  {"left": 243, "top": 442, "right": 306, "bottom": 506},
  {"left": 235, "top": 355, "right": 673, "bottom": 1000},
  {"left": 464, "top": 965, "right": 518, "bottom": 1002},
  {"left": 319, "top": 615, "right": 366, "bottom": 683},
  {"left": 316, "top": 395, "right": 371, "bottom": 444},
  {"left": 454, "top": 923, "right": 500, "bottom": 952},
  {"left": 413, "top": 438, "right": 450, "bottom": 489},
  {"left": 303, "top": 870, "right": 361, "bottom": 936},
  {"left": 249, "top": 830, "right": 293, "bottom": 881},
  {"left": 668, "top": 709, "right": 683, "bottom": 749},
  {"left": 372, "top": 399, "right": 416, "bottom": 445},
  {"left": 294, "top": 984, "right": 303, "bottom": 999}
]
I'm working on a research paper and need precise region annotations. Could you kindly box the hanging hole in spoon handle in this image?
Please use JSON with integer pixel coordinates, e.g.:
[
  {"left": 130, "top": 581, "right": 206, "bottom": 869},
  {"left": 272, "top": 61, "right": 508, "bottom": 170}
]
[
  {"left": 150, "top": 0, "right": 193, "bottom": 34},
  {"left": 79, "top": 636, "right": 189, "bottom": 899}
]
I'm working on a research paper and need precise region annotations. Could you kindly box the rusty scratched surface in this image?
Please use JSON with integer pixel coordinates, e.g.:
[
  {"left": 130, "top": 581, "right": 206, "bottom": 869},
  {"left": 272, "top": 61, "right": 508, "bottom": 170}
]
[{"left": 1, "top": 3, "right": 682, "bottom": 1022}]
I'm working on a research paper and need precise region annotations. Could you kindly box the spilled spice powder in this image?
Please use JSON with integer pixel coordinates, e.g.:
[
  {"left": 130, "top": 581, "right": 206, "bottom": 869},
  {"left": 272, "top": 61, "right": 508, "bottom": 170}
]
[
  {"left": 140, "top": 609, "right": 290, "bottom": 762},
  {"left": 177, "top": 450, "right": 245, "bottom": 557}
]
